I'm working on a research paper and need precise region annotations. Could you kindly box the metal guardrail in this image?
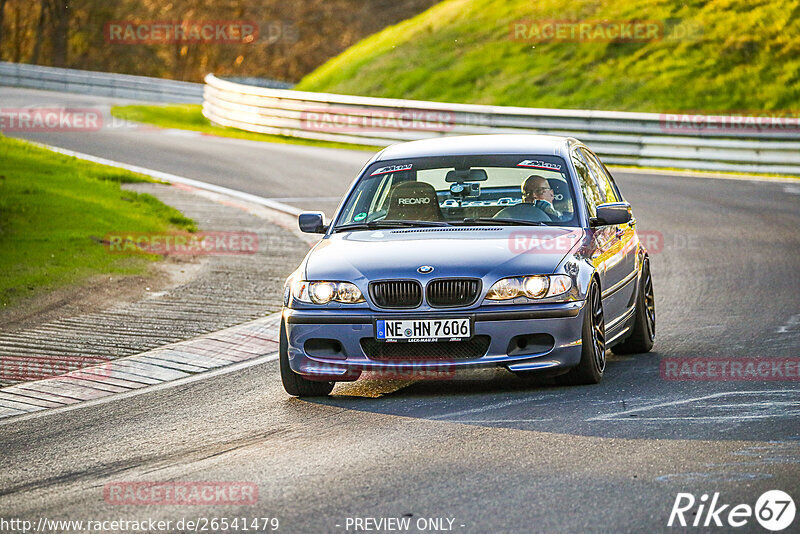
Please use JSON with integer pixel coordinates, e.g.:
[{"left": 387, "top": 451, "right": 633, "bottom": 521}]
[
  {"left": 203, "top": 73, "right": 800, "bottom": 175},
  {"left": 223, "top": 76, "right": 294, "bottom": 90},
  {"left": 0, "top": 62, "right": 204, "bottom": 103}
]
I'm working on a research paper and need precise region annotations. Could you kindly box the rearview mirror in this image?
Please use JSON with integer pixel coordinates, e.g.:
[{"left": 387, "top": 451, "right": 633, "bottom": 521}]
[
  {"left": 298, "top": 211, "right": 327, "bottom": 233},
  {"left": 445, "top": 168, "right": 488, "bottom": 182},
  {"left": 592, "top": 202, "right": 632, "bottom": 226}
]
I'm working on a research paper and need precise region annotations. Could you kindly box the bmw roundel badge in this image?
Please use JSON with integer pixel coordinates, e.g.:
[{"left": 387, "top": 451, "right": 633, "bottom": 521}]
[{"left": 417, "top": 265, "right": 434, "bottom": 274}]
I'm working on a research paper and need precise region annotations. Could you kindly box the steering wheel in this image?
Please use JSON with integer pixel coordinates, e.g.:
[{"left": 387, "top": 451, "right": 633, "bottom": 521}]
[{"left": 493, "top": 202, "right": 551, "bottom": 222}]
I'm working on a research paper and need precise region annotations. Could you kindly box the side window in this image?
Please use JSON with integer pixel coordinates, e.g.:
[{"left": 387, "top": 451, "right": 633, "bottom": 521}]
[
  {"left": 341, "top": 174, "right": 392, "bottom": 223},
  {"left": 370, "top": 174, "right": 395, "bottom": 213},
  {"left": 581, "top": 148, "right": 620, "bottom": 203},
  {"left": 600, "top": 163, "right": 624, "bottom": 202},
  {"left": 571, "top": 151, "right": 599, "bottom": 217}
]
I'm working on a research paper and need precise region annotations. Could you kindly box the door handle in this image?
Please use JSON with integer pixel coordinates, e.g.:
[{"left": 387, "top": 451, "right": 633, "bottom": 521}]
[{"left": 615, "top": 227, "right": 625, "bottom": 238}]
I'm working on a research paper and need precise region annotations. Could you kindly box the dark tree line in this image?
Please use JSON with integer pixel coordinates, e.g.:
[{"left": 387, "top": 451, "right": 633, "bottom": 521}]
[{"left": 0, "top": 0, "right": 438, "bottom": 82}]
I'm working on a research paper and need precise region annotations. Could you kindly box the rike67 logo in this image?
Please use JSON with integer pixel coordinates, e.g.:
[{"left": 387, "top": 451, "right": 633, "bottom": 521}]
[{"left": 669, "top": 490, "right": 796, "bottom": 531}]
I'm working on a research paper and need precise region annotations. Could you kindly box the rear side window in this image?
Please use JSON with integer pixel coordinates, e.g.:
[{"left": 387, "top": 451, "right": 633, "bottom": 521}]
[
  {"left": 580, "top": 148, "right": 620, "bottom": 203},
  {"left": 571, "top": 150, "right": 599, "bottom": 217}
]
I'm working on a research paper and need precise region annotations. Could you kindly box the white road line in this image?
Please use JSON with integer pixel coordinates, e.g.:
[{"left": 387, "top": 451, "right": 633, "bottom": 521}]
[
  {"left": 27, "top": 141, "right": 303, "bottom": 216},
  {"left": 705, "top": 460, "right": 800, "bottom": 467},
  {"left": 690, "top": 401, "right": 800, "bottom": 409},
  {"left": 445, "top": 418, "right": 554, "bottom": 423},
  {"left": 654, "top": 472, "right": 774, "bottom": 483},
  {"left": 777, "top": 314, "right": 800, "bottom": 333},
  {"left": 267, "top": 196, "right": 342, "bottom": 202},
  {"left": 429, "top": 396, "right": 547, "bottom": 420},
  {"left": 589, "top": 390, "right": 799, "bottom": 421},
  {"left": 161, "top": 129, "right": 203, "bottom": 137},
  {"left": 608, "top": 415, "right": 800, "bottom": 422}
]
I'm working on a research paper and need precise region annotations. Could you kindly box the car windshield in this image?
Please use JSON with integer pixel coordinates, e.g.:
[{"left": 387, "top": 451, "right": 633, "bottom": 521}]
[{"left": 335, "top": 154, "right": 579, "bottom": 229}]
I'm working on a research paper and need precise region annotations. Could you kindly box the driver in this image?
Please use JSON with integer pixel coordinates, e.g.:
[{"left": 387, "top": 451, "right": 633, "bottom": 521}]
[{"left": 521, "top": 175, "right": 562, "bottom": 221}]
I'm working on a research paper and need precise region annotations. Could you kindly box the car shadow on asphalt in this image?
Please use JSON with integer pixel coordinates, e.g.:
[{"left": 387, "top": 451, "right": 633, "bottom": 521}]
[{"left": 295, "top": 351, "right": 800, "bottom": 442}]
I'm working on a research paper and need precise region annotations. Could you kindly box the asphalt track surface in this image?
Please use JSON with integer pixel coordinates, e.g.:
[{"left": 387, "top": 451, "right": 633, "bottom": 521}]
[{"left": 1, "top": 87, "right": 799, "bottom": 533}]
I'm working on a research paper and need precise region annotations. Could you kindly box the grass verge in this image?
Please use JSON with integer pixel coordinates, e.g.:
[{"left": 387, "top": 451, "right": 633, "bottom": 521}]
[{"left": 0, "top": 135, "right": 196, "bottom": 309}]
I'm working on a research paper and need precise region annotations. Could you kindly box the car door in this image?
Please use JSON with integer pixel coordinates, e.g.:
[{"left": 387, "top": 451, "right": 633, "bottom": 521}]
[
  {"left": 580, "top": 147, "right": 638, "bottom": 328},
  {"left": 570, "top": 149, "right": 621, "bottom": 319}
]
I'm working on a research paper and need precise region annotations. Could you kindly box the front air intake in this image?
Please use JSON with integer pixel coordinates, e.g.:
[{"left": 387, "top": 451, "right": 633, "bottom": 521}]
[
  {"left": 369, "top": 280, "right": 423, "bottom": 309},
  {"left": 361, "top": 336, "right": 490, "bottom": 360},
  {"left": 426, "top": 278, "right": 481, "bottom": 308}
]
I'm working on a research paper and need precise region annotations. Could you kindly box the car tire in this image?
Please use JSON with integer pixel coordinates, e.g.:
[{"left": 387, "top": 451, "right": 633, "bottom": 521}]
[
  {"left": 279, "top": 318, "right": 334, "bottom": 397},
  {"left": 556, "top": 280, "right": 605, "bottom": 386},
  {"left": 611, "top": 259, "right": 655, "bottom": 355}
]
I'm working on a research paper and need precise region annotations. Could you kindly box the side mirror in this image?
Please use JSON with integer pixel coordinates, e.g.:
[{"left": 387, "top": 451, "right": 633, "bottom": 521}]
[
  {"left": 592, "top": 202, "right": 632, "bottom": 226},
  {"left": 298, "top": 211, "right": 327, "bottom": 233}
]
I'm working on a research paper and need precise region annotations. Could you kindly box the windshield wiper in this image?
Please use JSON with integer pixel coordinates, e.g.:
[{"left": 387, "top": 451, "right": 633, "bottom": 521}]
[
  {"left": 332, "top": 220, "right": 451, "bottom": 233},
  {"left": 455, "top": 217, "right": 549, "bottom": 226}
]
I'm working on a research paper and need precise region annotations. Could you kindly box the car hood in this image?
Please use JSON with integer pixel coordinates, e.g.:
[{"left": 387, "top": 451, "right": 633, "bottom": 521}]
[{"left": 304, "top": 226, "right": 584, "bottom": 282}]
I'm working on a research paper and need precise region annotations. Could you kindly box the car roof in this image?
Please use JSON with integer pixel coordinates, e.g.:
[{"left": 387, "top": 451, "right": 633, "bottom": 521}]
[{"left": 373, "top": 134, "right": 578, "bottom": 162}]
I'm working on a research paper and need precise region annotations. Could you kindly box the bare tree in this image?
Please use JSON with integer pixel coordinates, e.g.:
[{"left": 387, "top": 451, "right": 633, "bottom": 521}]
[
  {"left": 30, "top": 0, "right": 47, "bottom": 64},
  {"left": 0, "top": 0, "right": 438, "bottom": 80},
  {"left": 51, "top": 0, "right": 67, "bottom": 66},
  {"left": 0, "top": 0, "right": 7, "bottom": 60}
]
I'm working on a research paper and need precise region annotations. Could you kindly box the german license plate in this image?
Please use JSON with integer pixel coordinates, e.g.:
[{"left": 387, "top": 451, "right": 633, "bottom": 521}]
[{"left": 375, "top": 318, "right": 471, "bottom": 342}]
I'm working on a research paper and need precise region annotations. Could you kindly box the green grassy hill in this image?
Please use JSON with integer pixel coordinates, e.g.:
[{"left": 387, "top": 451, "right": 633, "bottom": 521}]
[{"left": 296, "top": 0, "right": 800, "bottom": 112}]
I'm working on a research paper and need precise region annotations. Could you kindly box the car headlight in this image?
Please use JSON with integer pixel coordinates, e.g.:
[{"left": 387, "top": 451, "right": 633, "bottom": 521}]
[
  {"left": 291, "top": 280, "right": 365, "bottom": 304},
  {"left": 485, "top": 275, "right": 572, "bottom": 300}
]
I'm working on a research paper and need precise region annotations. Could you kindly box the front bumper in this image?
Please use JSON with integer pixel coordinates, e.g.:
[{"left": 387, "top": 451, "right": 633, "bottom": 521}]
[{"left": 284, "top": 301, "right": 586, "bottom": 381}]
